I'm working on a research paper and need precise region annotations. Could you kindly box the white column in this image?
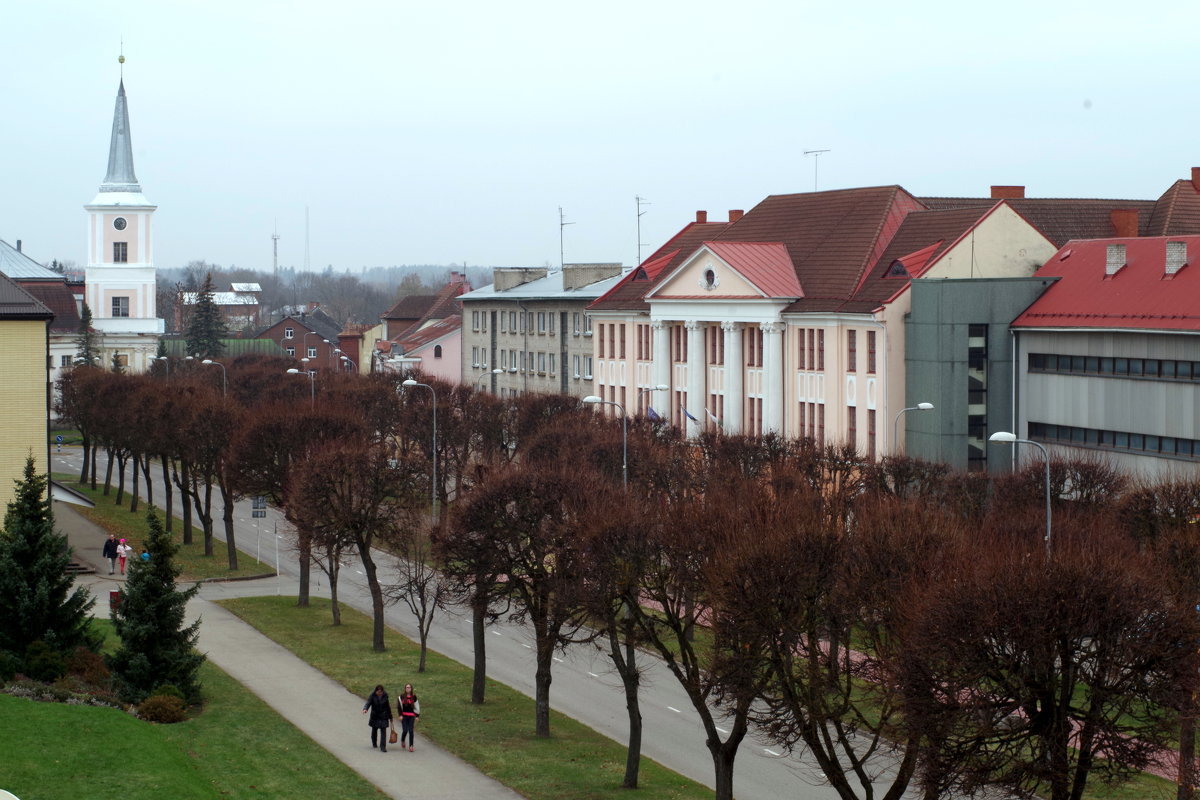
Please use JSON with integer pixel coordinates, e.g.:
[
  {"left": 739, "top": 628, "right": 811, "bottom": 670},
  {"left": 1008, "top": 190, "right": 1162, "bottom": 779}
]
[
  {"left": 651, "top": 321, "right": 670, "bottom": 395},
  {"left": 722, "top": 321, "right": 743, "bottom": 434},
  {"left": 686, "top": 320, "right": 705, "bottom": 432},
  {"left": 762, "top": 321, "right": 784, "bottom": 434}
]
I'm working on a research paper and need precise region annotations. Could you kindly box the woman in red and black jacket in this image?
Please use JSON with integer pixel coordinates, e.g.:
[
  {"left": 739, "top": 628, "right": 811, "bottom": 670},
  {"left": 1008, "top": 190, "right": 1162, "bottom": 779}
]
[{"left": 397, "top": 683, "right": 421, "bottom": 751}]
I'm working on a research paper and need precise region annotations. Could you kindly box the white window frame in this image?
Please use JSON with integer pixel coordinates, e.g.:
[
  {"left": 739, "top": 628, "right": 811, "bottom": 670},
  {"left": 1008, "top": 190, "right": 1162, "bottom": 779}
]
[
  {"left": 573, "top": 312, "right": 580, "bottom": 335},
  {"left": 286, "top": 346, "right": 296, "bottom": 356},
  {"left": 583, "top": 356, "right": 593, "bottom": 379},
  {"left": 307, "top": 346, "right": 317, "bottom": 358},
  {"left": 284, "top": 327, "right": 295, "bottom": 339},
  {"left": 573, "top": 355, "right": 581, "bottom": 378}
]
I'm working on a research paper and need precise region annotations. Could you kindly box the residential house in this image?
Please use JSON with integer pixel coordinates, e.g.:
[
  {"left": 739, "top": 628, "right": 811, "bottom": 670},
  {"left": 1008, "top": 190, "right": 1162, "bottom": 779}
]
[
  {"left": 458, "top": 264, "right": 624, "bottom": 397},
  {"left": 255, "top": 307, "right": 344, "bottom": 373},
  {"left": 0, "top": 270, "right": 53, "bottom": 508},
  {"left": 2, "top": 239, "right": 83, "bottom": 392},
  {"left": 177, "top": 282, "right": 263, "bottom": 331},
  {"left": 376, "top": 272, "right": 471, "bottom": 379}
]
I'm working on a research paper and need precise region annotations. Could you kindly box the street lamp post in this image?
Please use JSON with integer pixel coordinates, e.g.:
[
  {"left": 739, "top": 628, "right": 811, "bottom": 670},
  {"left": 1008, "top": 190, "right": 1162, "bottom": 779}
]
[
  {"left": 636, "top": 383, "right": 670, "bottom": 416},
  {"left": 201, "top": 359, "right": 227, "bottom": 398},
  {"left": 340, "top": 355, "right": 358, "bottom": 372},
  {"left": 286, "top": 368, "right": 316, "bottom": 408},
  {"left": 583, "top": 396, "right": 628, "bottom": 488},
  {"left": 403, "top": 379, "right": 438, "bottom": 523},
  {"left": 152, "top": 355, "right": 170, "bottom": 379},
  {"left": 475, "top": 367, "right": 503, "bottom": 391},
  {"left": 892, "top": 402, "right": 935, "bottom": 455},
  {"left": 302, "top": 330, "right": 321, "bottom": 362},
  {"left": 989, "top": 431, "right": 1051, "bottom": 554}
]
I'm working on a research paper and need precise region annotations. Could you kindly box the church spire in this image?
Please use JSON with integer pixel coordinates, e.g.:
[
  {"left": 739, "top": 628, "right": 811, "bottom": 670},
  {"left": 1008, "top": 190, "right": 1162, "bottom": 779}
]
[{"left": 100, "top": 54, "right": 140, "bottom": 194}]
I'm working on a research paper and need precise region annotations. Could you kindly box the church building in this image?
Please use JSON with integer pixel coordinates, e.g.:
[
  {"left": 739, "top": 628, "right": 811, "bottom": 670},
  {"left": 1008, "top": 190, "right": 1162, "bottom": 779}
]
[{"left": 83, "top": 59, "right": 164, "bottom": 371}]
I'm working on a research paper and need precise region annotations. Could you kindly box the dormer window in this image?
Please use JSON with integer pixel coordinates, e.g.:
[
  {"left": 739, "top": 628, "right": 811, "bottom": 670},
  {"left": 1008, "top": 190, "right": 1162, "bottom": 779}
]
[
  {"left": 885, "top": 259, "right": 909, "bottom": 278},
  {"left": 1166, "top": 241, "right": 1188, "bottom": 276},
  {"left": 1105, "top": 244, "right": 1127, "bottom": 276}
]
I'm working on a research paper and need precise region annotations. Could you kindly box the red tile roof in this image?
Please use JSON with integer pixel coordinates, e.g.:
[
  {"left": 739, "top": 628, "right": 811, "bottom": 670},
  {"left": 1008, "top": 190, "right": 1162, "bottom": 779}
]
[
  {"left": 397, "top": 314, "right": 461, "bottom": 352},
  {"left": 699, "top": 241, "right": 803, "bottom": 298},
  {"left": 18, "top": 279, "right": 81, "bottom": 333},
  {"left": 589, "top": 221, "right": 730, "bottom": 311},
  {"left": 1012, "top": 236, "right": 1200, "bottom": 332},
  {"left": 383, "top": 295, "right": 437, "bottom": 321},
  {"left": 1145, "top": 179, "right": 1200, "bottom": 237}
]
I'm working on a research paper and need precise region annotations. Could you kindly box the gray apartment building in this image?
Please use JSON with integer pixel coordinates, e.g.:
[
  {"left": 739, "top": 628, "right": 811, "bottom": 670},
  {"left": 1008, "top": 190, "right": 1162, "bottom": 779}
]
[{"left": 458, "top": 264, "right": 624, "bottom": 397}]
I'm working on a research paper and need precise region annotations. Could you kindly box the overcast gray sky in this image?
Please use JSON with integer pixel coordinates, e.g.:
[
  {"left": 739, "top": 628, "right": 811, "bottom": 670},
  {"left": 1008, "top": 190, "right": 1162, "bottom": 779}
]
[{"left": 2, "top": 0, "right": 1196, "bottom": 274}]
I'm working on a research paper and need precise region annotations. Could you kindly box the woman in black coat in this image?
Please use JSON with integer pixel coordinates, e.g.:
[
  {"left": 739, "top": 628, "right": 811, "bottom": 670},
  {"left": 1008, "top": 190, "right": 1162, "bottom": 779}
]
[{"left": 361, "top": 684, "right": 393, "bottom": 751}]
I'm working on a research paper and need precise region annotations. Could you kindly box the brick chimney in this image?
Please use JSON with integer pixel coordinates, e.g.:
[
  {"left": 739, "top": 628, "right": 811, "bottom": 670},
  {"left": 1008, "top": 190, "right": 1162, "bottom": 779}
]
[
  {"left": 1110, "top": 209, "right": 1140, "bottom": 238},
  {"left": 990, "top": 185, "right": 1025, "bottom": 199},
  {"left": 1192, "top": 167, "right": 1200, "bottom": 192},
  {"left": 695, "top": 210, "right": 708, "bottom": 224},
  {"left": 729, "top": 209, "right": 744, "bottom": 222}
]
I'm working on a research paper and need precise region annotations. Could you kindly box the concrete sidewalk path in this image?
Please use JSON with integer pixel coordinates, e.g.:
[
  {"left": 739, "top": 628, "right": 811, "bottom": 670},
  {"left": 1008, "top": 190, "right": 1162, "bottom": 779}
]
[{"left": 63, "top": 502, "right": 520, "bottom": 800}]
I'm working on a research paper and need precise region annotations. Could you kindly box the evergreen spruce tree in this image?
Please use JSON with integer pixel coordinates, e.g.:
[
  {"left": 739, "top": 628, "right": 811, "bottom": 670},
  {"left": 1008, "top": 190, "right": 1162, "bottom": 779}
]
[
  {"left": 0, "top": 457, "right": 97, "bottom": 670},
  {"left": 108, "top": 510, "right": 204, "bottom": 703},
  {"left": 184, "top": 273, "right": 228, "bottom": 359},
  {"left": 73, "top": 302, "right": 100, "bottom": 367}
]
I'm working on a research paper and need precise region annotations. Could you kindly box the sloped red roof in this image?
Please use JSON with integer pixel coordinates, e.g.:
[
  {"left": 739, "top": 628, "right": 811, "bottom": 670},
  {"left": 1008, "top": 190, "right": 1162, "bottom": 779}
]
[
  {"left": 383, "top": 294, "right": 437, "bottom": 321},
  {"left": 589, "top": 221, "right": 729, "bottom": 312},
  {"left": 1012, "top": 236, "right": 1200, "bottom": 331},
  {"left": 397, "top": 314, "right": 461, "bottom": 352},
  {"left": 703, "top": 241, "right": 803, "bottom": 298},
  {"left": 1144, "top": 179, "right": 1200, "bottom": 237},
  {"left": 703, "top": 186, "right": 924, "bottom": 313},
  {"left": 1006, "top": 198, "right": 1157, "bottom": 246},
  {"left": 848, "top": 206, "right": 988, "bottom": 310},
  {"left": 18, "top": 279, "right": 81, "bottom": 333}
]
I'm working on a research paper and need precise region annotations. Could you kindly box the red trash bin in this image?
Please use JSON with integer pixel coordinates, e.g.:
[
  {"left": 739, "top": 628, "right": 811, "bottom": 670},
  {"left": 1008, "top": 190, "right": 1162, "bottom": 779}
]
[{"left": 109, "top": 589, "right": 122, "bottom": 613}]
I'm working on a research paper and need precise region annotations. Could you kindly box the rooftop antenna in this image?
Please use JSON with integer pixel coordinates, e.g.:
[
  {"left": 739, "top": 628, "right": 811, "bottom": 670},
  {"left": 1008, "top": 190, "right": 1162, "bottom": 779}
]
[
  {"left": 636, "top": 195, "right": 651, "bottom": 266},
  {"left": 119, "top": 41, "right": 125, "bottom": 79},
  {"left": 803, "top": 149, "right": 831, "bottom": 191},
  {"left": 272, "top": 221, "right": 280, "bottom": 277},
  {"left": 558, "top": 206, "right": 574, "bottom": 270}
]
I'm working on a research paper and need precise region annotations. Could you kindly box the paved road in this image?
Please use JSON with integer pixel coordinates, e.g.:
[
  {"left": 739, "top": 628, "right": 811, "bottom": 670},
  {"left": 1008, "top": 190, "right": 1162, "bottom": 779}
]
[{"left": 54, "top": 448, "right": 914, "bottom": 800}]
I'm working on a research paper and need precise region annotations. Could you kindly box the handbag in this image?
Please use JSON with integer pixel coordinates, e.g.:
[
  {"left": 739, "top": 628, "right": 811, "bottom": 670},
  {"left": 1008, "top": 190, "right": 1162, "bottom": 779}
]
[{"left": 389, "top": 725, "right": 398, "bottom": 744}]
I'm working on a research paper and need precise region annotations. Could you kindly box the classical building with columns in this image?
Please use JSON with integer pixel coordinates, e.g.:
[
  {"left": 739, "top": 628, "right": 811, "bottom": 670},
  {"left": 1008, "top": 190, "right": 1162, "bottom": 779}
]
[
  {"left": 588, "top": 184, "right": 1172, "bottom": 457},
  {"left": 83, "top": 68, "right": 164, "bottom": 371}
]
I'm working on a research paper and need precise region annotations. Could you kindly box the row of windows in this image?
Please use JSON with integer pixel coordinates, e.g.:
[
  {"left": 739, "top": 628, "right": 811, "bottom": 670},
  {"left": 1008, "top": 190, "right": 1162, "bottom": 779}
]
[
  {"left": 470, "top": 309, "right": 594, "bottom": 336},
  {"left": 1029, "top": 422, "right": 1200, "bottom": 460},
  {"left": 1029, "top": 353, "right": 1200, "bottom": 381},
  {"left": 480, "top": 348, "right": 564, "bottom": 377}
]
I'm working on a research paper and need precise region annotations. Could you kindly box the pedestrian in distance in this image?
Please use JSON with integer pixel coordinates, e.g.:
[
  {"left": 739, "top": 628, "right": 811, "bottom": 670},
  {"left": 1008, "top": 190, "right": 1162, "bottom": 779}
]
[
  {"left": 102, "top": 534, "right": 118, "bottom": 575},
  {"left": 397, "top": 683, "right": 420, "bottom": 752},
  {"left": 361, "top": 684, "right": 393, "bottom": 752},
  {"left": 116, "top": 538, "right": 132, "bottom": 575}
]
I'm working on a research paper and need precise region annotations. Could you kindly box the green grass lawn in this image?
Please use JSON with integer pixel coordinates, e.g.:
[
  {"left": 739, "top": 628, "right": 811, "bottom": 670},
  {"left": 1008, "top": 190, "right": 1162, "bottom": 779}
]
[
  {"left": 53, "top": 472, "right": 273, "bottom": 582},
  {"left": 219, "top": 595, "right": 711, "bottom": 800},
  {"left": 2, "top": 626, "right": 385, "bottom": 800}
]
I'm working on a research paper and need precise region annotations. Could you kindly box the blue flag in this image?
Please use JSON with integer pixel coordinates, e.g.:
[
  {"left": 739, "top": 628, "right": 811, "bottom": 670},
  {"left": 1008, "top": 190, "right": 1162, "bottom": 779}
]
[
  {"left": 647, "top": 406, "right": 662, "bottom": 422},
  {"left": 681, "top": 405, "right": 698, "bottom": 423}
]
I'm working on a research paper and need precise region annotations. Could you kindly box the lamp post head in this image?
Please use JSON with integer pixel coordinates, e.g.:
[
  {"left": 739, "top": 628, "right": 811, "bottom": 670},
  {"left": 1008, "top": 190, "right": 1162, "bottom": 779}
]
[
  {"left": 582, "top": 395, "right": 603, "bottom": 404},
  {"left": 988, "top": 431, "right": 1018, "bottom": 443},
  {"left": 202, "top": 359, "right": 214, "bottom": 365},
  {"left": 916, "top": 402, "right": 934, "bottom": 411},
  {"left": 492, "top": 368, "right": 503, "bottom": 375},
  {"left": 286, "top": 368, "right": 300, "bottom": 374},
  {"left": 653, "top": 384, "right": 669, "bottom": 391},
  {"left": 402, "top": 379, "right": 418, "bottom": 387}
]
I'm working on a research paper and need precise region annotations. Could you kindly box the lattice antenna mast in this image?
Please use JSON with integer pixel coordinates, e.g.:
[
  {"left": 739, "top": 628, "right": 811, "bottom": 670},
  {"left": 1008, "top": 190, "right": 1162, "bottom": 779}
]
[
  {"left": 803, "top": 149, "right": 831, "bottom": 191},
  {"left": 272, "top": 221, "right": 280, "bottom": 277},
  {"left": 636, "top": 195, "right": 651, "bottom": 266},
  {"left": 558, "top": 206, "right": 574, "bottom": 270}
]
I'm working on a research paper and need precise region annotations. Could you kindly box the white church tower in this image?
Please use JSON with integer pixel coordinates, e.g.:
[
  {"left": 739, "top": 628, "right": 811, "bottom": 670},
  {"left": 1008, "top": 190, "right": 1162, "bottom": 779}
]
[{"left": 84, "top": 55, "right": 163, "bottom": 372}]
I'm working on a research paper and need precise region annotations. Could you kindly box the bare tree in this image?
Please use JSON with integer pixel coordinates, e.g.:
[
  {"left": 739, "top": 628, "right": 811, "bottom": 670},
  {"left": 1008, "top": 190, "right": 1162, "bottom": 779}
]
[{"left": 386, "top": 532, "right": 450, "bottom": 672}]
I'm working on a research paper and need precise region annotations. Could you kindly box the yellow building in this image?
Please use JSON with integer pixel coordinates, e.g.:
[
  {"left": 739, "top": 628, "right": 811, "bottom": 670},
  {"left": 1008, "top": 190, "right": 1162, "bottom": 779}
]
[{"left": 0, "top": 270, "right": 53, "bottom": 510}]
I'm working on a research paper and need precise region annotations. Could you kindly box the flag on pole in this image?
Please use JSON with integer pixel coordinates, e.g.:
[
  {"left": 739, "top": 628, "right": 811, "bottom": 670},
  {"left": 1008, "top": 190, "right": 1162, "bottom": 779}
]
[
  {"left": 647, "top": 406, "right": 662, "bottom": 422},
  {"left": 681, "top": 405, "right": 698, "bottom": 423},
  {"left": 705, "top": 408, "right": 723, "bottom": 429}
]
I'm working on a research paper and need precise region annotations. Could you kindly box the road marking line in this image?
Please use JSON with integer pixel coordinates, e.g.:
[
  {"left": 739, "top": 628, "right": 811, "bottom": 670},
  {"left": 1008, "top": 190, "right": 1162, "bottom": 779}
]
[
  {"left": 553, "top": 657, "right": 563, "bottom": 663},
  {"left": 587, "top": 672, "right": 599, "bottom": 678},
  {"left": 716, "top": 726, "right": 728, "bottom": 734},
  {"left": 491, "top": 630, "right": 503, "bottom": 636},
  {"left": 521, "top": 643, "right": 531, "bottom": 649},
  {"left": 667, "top": 706, "right": 681, "bottom": 713},
  {"left": 764, "top": 748, "right": 781, "bottom": 756}
]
